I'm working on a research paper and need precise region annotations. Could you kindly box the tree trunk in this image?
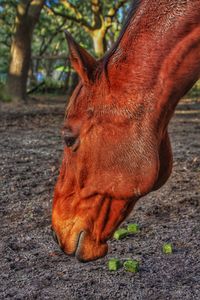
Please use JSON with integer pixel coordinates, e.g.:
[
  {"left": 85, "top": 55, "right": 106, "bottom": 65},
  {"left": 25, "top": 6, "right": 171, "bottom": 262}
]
[
  {"left": 7, "top": 24, "right": 32, "bottom": 102},
  {"left": 91, "top": 30, "right": 107, "bottom": 58},
  {"left": 7, "top": 0, "right": 44, "bottom": 103}
]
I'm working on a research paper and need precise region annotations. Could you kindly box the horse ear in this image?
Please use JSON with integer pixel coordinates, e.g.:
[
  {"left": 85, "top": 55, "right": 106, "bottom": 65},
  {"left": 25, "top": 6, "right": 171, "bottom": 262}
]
[{"left": 65, "top": 31, "right": 97, "bottom": 83}]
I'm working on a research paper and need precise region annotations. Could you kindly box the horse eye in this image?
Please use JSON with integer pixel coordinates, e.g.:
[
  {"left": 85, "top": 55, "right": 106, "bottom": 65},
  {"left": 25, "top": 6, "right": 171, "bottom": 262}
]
[
  {"left": 64, "top": 135, "right": 77, "bottom": 147},
  {"left": 62, "top": 128, "right": 80, "bottom": 150}
]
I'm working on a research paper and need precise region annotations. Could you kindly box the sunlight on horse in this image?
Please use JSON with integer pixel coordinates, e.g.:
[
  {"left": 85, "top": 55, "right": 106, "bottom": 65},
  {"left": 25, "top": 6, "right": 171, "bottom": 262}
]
[{"left": 51, "top": 0, "right": 200, "bottom": 262}]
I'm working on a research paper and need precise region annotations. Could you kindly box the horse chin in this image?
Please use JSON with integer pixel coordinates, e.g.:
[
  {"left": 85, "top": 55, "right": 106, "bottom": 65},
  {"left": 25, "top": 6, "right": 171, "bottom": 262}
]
[{"left": 74, "top": 231, "right": 108, "bottom": 262}]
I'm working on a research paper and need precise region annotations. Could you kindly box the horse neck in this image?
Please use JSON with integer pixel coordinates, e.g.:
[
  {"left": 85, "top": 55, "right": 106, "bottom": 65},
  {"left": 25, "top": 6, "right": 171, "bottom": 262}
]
[{"left": 106, "top": 0, "right": 200, "bottom": 134}]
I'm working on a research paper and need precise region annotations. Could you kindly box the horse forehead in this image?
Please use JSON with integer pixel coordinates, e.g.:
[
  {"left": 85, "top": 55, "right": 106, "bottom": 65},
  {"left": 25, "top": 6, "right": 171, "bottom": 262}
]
[
  {"left": 69, "top": 83, "right": 83, "bottom": 106},
  {"left": 66, "top": 84, "right": 85, "bottom": 117},
  {"left": 68, "top": 81, "right": 107, "bottom": 115}
]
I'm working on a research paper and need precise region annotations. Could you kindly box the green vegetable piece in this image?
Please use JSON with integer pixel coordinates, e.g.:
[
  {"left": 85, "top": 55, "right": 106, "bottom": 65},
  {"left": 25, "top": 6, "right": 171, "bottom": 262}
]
[
  {"left": 123, "top": 260, "right": 139, "bottom": 273},
  {"left": 162, "top": 243, "right": 173, "bottom": 254},
  {"left": 108, "top": 259, "right": 121, "bottom": 271},
  {"left": 113, "top": 228, "right": 128, "bottom": 240},
  {"left": 127, "top": 223, "right": 140, "bottom": 234}
]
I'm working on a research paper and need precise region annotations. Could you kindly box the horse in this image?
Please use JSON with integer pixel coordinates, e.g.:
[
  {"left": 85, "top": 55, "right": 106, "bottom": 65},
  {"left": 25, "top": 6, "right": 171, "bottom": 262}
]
[{"left": 51, "top": 0, "right": 200, "bottom": 262}]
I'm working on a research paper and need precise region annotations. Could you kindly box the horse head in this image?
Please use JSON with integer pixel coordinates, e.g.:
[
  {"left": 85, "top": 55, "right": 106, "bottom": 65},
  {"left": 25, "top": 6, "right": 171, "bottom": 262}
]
[{"left": 52, "top": 0, "right": 200, "bottom": 261}]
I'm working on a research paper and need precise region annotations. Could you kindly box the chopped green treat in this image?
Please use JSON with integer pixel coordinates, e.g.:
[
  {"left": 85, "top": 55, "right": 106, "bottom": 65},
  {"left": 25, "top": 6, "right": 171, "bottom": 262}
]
[
  {"left": 108, "top": 258, "right": 121, "bottom": 271},
  {"left": 113, "top": 228, "right": 128, "bottom": 240},
  {"left": 162, "top": 243, "right": 173, "bottom": 254},
  {"left": 127, "top": 223, "right": 140, "bottom": 234},
  {"left": 123, "top": 260, "right": 139, "bottom": 273}
]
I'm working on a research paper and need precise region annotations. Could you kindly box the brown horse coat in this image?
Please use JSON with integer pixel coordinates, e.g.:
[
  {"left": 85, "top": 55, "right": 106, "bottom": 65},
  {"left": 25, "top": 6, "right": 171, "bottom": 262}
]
[{"left": 52, "top": 0, "right": 200, "bottom": 261}]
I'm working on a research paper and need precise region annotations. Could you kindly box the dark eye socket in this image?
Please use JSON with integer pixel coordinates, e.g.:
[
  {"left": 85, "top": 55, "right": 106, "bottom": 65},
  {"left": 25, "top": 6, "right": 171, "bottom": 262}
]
[
  {"left": 64, "top": 135, "right": 76, "bottom": 147},
  {"left": 62, "top": 128, "right": 78, "bottom": 148}
]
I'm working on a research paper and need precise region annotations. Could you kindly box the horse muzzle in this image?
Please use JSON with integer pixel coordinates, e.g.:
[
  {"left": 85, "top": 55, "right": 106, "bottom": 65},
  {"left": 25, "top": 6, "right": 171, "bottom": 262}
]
[{"left": 51, "top": 227, "right": 108, "bottom": 262}]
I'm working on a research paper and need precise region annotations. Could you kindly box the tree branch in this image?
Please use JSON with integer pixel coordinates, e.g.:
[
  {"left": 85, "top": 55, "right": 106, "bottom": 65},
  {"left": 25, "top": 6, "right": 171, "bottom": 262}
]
[
  {"left": 60, "top": 0, "right": 82, "bottom": 20},
  {"left": 107, "top": 0, "right": 128, "bottom": 18},
  {"left": 46, "top": 0, "right": 92, "bottom": 31},
  {"left": 27, "top": 0, "right": 45, "bottom": 24},
  {"left": 90, "top": 0, "right": 104, "bottom": 30},
  {"left": 105, "top": 0, "right": 128, "bottom": 29},
  {"left": 39, "top": 9, "right": 68, "bottom": 56}
]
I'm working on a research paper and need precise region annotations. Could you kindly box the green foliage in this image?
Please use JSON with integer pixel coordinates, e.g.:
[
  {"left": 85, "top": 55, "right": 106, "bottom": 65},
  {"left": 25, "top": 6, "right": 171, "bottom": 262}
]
[
  {"left": 0, "top": 82, "right": 11, "bottom": 102},
  {"left": 186, "top": 80, "right": 200, "bottom": 99},
  {"left": 28, "top": 1, "right": 132, "bottom": 92},
  {"left": 0, "top": 1, "right": 16, "bottom": 76},
  {"left": 0, "top": 0, "right": 135, "bottom": 94},
  {"left": 46, "top": 0, "right": 131, "bottom": 56},
  {"left": 34, "top": 77, "right": 65, "bottom": 94},
  {"left": 44, "top": 77, "right": 64, "bottom": 89},
  {"left": 1, "top": 0, "right": 199, "bottom": 98}
]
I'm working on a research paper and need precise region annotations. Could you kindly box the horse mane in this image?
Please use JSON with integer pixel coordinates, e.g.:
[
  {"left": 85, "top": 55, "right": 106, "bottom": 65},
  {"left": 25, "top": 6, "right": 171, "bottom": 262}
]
[{"left": 102, "top": 0, "right": 141, "bottom": 67}]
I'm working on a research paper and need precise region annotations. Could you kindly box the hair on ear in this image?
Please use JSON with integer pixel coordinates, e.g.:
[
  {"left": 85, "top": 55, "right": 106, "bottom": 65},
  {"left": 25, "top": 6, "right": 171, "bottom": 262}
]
[{"left": 64, "top": 31, "right": 97, "bottom": 83}]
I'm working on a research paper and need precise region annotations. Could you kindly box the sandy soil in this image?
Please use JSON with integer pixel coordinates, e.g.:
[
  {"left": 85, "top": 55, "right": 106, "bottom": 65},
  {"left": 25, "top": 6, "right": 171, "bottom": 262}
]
[{"left": 0, "top": 97, "right": 199, "bottom": 300}]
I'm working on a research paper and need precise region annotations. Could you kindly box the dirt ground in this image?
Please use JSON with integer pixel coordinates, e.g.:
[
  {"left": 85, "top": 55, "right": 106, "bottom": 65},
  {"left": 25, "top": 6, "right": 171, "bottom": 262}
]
[{"left": 0, "top": 97, "right": 199, "bottom": 300}]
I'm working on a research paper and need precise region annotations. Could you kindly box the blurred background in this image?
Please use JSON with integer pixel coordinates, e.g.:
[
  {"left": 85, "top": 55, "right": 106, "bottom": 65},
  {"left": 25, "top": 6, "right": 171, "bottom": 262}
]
[
  {"left": 0, "top": 0, "right": 134, "bottom": 103},
  {"left": 0, "top": 0, "right": 199, "bottom": 104}
]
